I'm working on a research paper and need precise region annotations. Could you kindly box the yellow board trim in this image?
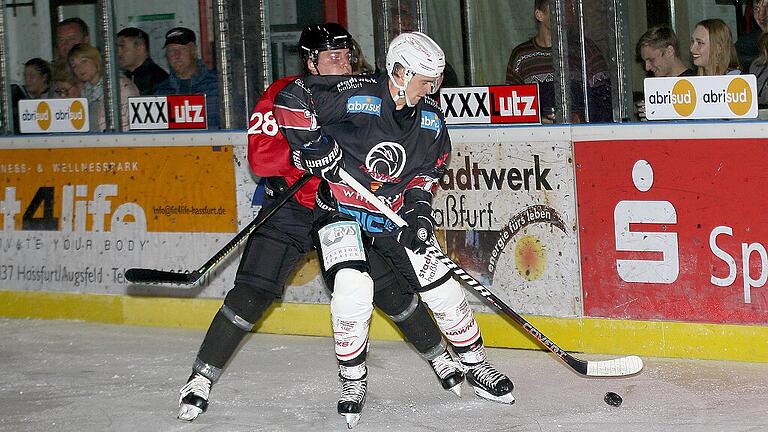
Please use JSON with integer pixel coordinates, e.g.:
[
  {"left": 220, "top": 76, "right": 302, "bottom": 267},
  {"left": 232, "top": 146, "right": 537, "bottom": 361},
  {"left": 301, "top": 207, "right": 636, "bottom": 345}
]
[{"left": 1, "top": 290, "right": 765, "bottom": 363}]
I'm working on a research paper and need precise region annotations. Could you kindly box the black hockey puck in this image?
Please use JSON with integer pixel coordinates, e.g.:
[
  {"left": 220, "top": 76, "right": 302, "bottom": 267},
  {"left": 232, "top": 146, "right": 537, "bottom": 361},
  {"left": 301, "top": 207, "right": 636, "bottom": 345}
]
[{"left": 604, "top": 392, "right": 623, "bottom": 407}]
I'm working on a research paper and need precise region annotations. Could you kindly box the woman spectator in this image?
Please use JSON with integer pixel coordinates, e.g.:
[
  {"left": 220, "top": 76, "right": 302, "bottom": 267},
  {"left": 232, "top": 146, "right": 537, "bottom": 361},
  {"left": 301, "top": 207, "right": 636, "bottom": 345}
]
[
  {"left": 690, "top": 19, "right": 741, "bottom": 76},
  {"left": 750, "top": 32, "right": 768, "bottom": 107},
  {"left": 22, "top": 58, "right": 54, "bottom": 99},
  {"left": 52, "top": 61, "right": 81, "bottom": 98},
  {"left": 68, "top": 43, "right": 139, "bottom": 131}
]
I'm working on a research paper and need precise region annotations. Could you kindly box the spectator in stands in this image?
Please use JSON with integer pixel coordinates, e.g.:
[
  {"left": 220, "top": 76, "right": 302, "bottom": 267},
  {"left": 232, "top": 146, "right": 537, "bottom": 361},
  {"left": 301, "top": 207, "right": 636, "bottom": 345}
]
[
  {"left": 11, "top": 58, "right": 54, "bottom": 133},
  {"left": 505, "top": 0, "right": 612, "bottom": 123},
  {"left": 691, "top": 19, "right": 741, "bottom": 76},
  {"left": 637, "top": 26, "right": 695, "bottom": 78},
  {"left": 756, "top": 0, "right": 768, "bottom": 33},
  {"left": 68, "top": 43, "right": 139, "bottom": 132},
  {"left": 634, "top": 26, "right": 695, "bottom": 120},
  {"left": 351, "top": 39, "right": 374, "bottom": 74},
  {"left": 52, "top": 61, "right": 81, "bottom": 98},
  {"left": 154, "top": 27, "right": 220, "bottom": 129},
  {"left": 750, "top": 32, "right": 768, "bottom": 106},
  {"left": 22, "top": 58, "right": 54, "bottom": 99},
  {"left": 56, "top": 17, "right": 90, "bottom": 61},
  {"left": 117, "top": 27, "right": 169, "bottom": 95}
]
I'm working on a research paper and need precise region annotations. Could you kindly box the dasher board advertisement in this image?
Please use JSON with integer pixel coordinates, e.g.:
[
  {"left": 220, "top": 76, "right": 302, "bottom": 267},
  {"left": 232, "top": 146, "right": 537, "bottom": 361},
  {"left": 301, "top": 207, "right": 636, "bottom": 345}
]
[
  {"left": 644, "top": 75, "right": 757, "bottom": 120},
  {"left": 575, "top": 138, "right": 768, "bottom": 325},
  {"left": 439, "top": 84, "right": 541, "bottom": 125},
  {"left": 0, "top": 145, "right": 236, "bottom": 293},
  {"left": 18, "top": 98, "right": 89, "bottom": 133}
]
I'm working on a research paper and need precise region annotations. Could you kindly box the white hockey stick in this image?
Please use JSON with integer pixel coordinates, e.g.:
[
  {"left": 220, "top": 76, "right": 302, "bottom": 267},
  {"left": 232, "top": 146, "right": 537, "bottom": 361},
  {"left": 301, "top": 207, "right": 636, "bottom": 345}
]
[{"left": 338, "top": 168, "right": 643, "bottom": 377}]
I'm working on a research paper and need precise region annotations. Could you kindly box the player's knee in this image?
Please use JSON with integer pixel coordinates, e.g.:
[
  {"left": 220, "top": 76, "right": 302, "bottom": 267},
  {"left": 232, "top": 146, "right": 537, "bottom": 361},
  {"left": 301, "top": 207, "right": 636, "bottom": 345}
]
[
  {"left": 331, "top": 269, "right": 374, "bottom": 320},
  {"left": 374, "top": 286, "right": 419, "bottom": 322},
  {"left": 419, "top": 278, "right": 466, "bottom": 314},
  {"left": 223, "top": 283, "right": 279, "bottom": 324}
]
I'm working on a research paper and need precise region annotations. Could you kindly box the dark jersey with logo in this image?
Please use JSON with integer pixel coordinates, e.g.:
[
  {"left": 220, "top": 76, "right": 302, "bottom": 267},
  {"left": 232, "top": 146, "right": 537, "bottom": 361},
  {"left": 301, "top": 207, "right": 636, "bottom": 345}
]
[{"left": 274, "top": 71, "right": 450, "bottom": 235}]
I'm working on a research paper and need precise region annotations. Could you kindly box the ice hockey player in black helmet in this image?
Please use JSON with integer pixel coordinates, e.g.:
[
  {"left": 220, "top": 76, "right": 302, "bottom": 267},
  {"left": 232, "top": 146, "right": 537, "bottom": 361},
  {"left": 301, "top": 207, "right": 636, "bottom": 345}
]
[
  {"left": 176, "top": 23, "right": 464, "bottom": 425},
  {"left": 299, "top": 22, "right": 357, "bottom": 75},
  {"left": 274, "top": 31, "right": 514, "bottom": 428}
]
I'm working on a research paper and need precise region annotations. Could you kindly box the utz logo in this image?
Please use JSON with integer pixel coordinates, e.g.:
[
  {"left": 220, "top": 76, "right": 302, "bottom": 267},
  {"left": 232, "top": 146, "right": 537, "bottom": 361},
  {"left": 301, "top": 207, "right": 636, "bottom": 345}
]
[
  {"left": 346, "top": 95, "right": 382, "bottom": 116},
  {"left": 420, "top": 111, "right": 441, "bottom": 134}
]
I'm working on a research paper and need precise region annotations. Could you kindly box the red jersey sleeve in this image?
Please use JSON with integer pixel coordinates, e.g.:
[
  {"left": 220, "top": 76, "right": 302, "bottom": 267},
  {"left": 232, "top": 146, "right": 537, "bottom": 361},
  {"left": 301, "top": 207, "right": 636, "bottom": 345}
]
[{"left": 247, "top": 75, "right": 320, "bottom": 210}]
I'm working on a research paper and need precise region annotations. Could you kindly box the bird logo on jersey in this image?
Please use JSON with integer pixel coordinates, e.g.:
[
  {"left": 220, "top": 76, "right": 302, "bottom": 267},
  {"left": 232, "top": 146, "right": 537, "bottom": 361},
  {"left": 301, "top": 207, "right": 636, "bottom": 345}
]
[{"left": 364, "top": 141, "right": 406, "bottom": 183}]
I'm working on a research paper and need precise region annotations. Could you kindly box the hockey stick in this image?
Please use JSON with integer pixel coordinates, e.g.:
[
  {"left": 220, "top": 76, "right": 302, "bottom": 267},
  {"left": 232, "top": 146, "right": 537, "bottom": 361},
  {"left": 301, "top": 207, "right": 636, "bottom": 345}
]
[
  {"left": 125, "top": 173, "right": 313, "bottom": 285},
  {"left": 338, "top": 168, "right": 643, "bottom": 377}
]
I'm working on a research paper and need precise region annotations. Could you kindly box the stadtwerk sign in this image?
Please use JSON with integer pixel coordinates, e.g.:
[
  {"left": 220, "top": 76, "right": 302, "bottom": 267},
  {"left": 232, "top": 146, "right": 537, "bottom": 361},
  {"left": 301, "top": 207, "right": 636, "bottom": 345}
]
[{"left": 644, "top": 74, "right": 758, "bottom": 120}]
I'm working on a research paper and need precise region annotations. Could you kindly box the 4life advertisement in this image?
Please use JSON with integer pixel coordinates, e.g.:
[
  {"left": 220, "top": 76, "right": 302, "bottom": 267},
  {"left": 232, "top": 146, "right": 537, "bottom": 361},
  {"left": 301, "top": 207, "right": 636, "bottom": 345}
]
[
  {"left": 0, "top": 146, "right": 236, "bottom": 294},
  {"left": 433, "top": 131, "right": 579, "bottom": 316},
  {"left": 575, "top": 138, "right": 768, "bottom": 325}
]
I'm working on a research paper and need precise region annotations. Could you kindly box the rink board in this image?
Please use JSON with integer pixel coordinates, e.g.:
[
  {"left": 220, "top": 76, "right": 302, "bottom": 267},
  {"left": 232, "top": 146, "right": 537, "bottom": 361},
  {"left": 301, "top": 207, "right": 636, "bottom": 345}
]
[{"left": 2, "top": 123, "right": 768, "bottom": 362}]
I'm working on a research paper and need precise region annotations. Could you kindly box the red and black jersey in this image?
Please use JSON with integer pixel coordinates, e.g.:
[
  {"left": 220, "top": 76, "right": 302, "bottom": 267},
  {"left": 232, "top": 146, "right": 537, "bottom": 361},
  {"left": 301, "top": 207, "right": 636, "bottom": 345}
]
[
  {"left": 247, "top": 75, "right": 320, "bottom": 209},
  {"left": 274, "top": 72, "right": 450, "bottom": 235}
]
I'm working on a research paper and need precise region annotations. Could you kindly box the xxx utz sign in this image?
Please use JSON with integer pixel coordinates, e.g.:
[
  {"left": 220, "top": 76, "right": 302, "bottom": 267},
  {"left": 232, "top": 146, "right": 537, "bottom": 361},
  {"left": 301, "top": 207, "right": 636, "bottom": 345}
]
[
  {"left": 439, "top": 84, "right": 541, "bottom": 125},
  {"left": 129, "top": 95, "right": 208, "bottom": 130}
]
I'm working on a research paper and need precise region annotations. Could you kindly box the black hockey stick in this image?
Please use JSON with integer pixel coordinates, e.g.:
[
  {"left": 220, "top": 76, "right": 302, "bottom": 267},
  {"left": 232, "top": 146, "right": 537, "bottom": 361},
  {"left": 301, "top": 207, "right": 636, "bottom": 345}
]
[
  {"left": 125, "top": 173, "right": 313, "bottom": 285},
  {"left": 338, "top": 169, "right": 643, "bottom": 377}
]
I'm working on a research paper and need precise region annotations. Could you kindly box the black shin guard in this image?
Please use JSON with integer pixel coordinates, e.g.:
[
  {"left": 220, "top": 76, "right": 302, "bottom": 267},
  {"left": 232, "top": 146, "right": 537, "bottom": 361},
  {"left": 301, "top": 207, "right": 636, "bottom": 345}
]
[
  {"left": 196, "top": 288, "right": 277, "bottom": 370},
  {"left": 391, "top": 299, "right": 445, "bottom": 357}
]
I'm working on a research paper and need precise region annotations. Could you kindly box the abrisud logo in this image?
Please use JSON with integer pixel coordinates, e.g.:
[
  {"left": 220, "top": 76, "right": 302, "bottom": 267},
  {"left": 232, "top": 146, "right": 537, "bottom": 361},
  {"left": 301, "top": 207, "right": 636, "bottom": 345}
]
[{"left": 671, "top": 79, "right": 696, "bottom": 116}]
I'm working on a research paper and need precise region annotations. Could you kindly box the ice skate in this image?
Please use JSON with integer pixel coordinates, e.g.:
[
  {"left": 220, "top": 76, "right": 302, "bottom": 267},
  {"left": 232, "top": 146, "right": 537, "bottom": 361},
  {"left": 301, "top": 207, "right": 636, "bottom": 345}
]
[
  {"left": 464, "top": 361, "right": 515, "bottom": 404},
  {"left": 429, "top": 349, "right": 464, "bottom": 397},
  {"left": 337, "top": 364, "right": 367, "bottom": 429},
  {"left": 178, "top": 372, "right": 212, "bottom": 421}
]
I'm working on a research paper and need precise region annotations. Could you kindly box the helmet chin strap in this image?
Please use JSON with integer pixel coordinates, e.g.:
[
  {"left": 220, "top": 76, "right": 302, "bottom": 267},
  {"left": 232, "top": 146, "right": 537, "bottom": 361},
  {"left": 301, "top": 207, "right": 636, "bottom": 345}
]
[{"left": 390, "top": 69, "right": 416, "bottom": 107}]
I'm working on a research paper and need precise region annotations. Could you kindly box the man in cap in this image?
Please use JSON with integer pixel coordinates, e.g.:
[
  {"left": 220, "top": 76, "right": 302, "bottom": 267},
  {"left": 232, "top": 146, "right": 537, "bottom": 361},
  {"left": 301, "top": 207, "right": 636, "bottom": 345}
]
[
  {"left": 155, "top": 27, "right": 220, "bottom": 128},
  {"left": 117, "top": 27, "right": 169, "bottom": 95}
]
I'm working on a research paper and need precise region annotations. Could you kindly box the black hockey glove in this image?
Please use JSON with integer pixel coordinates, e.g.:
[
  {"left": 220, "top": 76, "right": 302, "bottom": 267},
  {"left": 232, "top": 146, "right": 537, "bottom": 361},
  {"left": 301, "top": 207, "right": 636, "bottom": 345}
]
[
  {"left": 397, "top": 190, "right": 435, "bottom": 254},
  {"left": 298, "top": 135, "right": 344, "bottom": 183}
]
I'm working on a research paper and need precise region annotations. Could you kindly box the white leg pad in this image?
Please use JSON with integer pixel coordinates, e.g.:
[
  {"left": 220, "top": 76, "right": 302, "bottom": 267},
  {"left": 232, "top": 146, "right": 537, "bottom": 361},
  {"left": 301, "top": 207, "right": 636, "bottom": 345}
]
[
  {"left": 331, "top": 269, "right": 374, "bottom": 362},
  {"left": 420, "top": 278, "right": 481, "bottom": 348}
]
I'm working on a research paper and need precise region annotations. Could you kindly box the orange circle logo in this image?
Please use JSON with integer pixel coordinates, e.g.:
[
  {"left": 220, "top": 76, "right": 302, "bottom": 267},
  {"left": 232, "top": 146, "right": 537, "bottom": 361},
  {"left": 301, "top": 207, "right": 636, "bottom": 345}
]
[
  {"left": 726, "top": 77, "right": 751, "bottom": 116},
  {"left": 672, "top": 79, "right": 696, "bottom": 117},
  {"left": 36, "top": 102, "right": 51, "bottom": 130},
  {"left": 515, "top": 235, "right": 546, "bottom": 281},
  {"left": 69, "top": 100, "right": 86, "bottom": 130}
]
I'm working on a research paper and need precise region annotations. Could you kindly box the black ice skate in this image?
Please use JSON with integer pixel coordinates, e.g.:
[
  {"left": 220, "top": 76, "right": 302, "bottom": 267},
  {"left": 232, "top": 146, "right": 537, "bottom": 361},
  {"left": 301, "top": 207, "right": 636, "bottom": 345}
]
[
  {"left": 178, "top": 372, "right": 212, "bottom": 421},
  {"left": 337, "top": 364, "right": 367, "bottom": 429},
  {"left": 429, "top": 349, "right": 464, "bottom": 397},
  {"left": 464, "top": 361, "right": 515, "bottom": 404}
]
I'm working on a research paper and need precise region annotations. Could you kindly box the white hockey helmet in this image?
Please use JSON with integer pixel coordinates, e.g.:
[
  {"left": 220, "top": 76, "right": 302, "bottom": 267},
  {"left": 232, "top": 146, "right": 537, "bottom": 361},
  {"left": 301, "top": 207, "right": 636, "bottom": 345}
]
[{"left": 386, "top": 32, "right": 445, "bottom": 98}]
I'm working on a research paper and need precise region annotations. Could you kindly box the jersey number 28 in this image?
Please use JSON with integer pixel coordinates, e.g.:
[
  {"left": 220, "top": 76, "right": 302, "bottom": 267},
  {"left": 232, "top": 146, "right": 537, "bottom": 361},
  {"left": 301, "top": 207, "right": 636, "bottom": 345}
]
[{"left": 248, "top": 111, "right": 279, "bottom": 136}]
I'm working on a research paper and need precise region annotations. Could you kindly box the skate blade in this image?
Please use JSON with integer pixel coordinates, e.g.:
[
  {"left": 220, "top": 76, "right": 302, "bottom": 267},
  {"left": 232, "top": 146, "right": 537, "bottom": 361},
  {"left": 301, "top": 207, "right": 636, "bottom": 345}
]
[
  {"left": 448, "top": 383, "right": 462, "bottom": 397},
  {"left": 343, "top": 412, "right": 361, "bottom": 429},
  {"left": 473, "top": 387, "right": 515, "bottom": 405},
  {"left": 177, "top": 404, "right": 203, "bottom": 421}
]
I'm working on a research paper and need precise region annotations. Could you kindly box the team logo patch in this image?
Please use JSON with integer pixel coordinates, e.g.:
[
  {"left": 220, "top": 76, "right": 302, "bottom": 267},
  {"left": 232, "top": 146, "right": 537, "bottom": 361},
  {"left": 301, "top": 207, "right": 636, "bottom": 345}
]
[
  {"left": 346, "top": 96, "right": 382, "bottom": 116},
  {"left": 420, "top": 110, "right": 441, "bottom": 134},
  {"left": 365, "top": 141, "right": 406, "bottom": 182}
]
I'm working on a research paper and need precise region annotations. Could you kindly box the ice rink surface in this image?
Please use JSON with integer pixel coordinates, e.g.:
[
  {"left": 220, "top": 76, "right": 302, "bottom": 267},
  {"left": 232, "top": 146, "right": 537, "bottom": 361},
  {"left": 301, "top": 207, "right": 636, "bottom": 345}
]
[{"left": 1, "top": 318, "right": 766, "bottom": 432}]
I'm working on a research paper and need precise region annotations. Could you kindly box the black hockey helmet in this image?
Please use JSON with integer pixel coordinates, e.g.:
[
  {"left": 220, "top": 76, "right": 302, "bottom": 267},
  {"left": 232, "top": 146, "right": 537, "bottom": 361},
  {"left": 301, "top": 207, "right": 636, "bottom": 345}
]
[{"left": 299, "top": 23, "right": 356, "bottom": 66}]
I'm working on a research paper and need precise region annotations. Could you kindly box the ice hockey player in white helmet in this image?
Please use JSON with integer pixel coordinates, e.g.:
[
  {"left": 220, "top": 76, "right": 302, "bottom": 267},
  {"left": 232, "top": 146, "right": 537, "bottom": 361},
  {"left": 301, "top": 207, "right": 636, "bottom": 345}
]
[
  {"left": 274, "top": 31, "right": 514, "bottom": 428},
  {"left": 386, "top": 31, "right": 446, "bottom": 107}
]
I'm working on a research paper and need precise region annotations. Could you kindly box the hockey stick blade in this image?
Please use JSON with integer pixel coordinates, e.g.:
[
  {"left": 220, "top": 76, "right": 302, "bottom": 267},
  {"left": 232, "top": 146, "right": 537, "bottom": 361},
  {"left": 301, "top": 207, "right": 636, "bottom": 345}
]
[
  {"left": 124, "top": 268, "right": 201, "bottom": 285},
  {"left": 338, "top": 168, "right": 644, "bottom": 378},
  {"left": 125, "top": 174, "right": 313, "bottom": 286}
]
